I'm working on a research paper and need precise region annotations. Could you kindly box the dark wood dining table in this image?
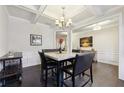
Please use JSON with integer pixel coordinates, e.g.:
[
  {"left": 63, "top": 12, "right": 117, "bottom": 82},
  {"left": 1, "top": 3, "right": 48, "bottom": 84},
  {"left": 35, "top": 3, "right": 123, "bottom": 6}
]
[{"left": 45, "top": 52, "right": 79, "bottom": 87}]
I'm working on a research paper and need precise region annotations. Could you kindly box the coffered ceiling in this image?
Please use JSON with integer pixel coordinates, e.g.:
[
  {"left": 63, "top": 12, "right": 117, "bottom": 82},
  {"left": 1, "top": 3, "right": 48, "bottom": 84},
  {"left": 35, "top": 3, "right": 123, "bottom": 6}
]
[
  {"left": 43, "top": 5, "right": 85, "bottom": 19},
  {"left": 6, "top": 5, "right": 124, "bottom": 30},
  {"left": 74, "top": 17, "right": 119, "bottom": 33}
]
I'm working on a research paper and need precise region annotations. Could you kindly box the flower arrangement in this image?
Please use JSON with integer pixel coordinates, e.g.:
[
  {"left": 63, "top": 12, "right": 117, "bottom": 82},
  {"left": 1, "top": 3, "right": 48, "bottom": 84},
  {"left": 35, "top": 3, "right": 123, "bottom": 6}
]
[{"left": 59, "top": 38, "right": 64, "bottom": 44}]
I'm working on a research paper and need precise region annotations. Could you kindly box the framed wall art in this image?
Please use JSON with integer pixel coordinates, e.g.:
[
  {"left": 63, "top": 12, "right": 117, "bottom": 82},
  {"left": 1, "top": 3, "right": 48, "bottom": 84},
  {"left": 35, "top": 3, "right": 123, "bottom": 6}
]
[
  {"left": 30, "top": 34, "right": 42, "bottom": 46},
  {"left": 80, "top": 36, "right": 93, "bottom": 47}
]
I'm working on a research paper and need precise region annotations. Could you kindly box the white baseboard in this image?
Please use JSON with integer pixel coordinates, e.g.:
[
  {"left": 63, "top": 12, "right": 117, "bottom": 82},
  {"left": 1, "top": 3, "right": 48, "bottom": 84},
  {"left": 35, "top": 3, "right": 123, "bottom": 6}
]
[
  {"left": 98, "top": 59, "right": 118, "bottom": 66},
  {"left": 23, "top": 63, "right": 40, "bottom": 68}
]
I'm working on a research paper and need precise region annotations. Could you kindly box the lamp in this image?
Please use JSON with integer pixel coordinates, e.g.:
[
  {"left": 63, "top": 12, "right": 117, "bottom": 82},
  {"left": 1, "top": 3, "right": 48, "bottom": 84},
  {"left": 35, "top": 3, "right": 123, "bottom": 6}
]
[{"left": 55, "top": 7, "right": 72, "bottom": 29}]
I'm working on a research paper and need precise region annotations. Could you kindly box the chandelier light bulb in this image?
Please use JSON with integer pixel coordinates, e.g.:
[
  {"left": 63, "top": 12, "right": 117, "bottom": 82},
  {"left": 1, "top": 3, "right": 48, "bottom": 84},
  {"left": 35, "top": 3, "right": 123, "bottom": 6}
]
[
  {"left": 60, "top": 17, "right": 64, "bottom": 22},
  {"left": 55, "top": 7, "right": 72, "bottom": 29},
  {"left": 93, "top": 25, "right": 102, "bottom": 30},
  {"left": 55, "top": 20, "right": 59, "bottom": 25},
  {"left": 66, "top": 22, "right": 69, "bottom": 27},
  {"left": 68, "top": 19, "right": 72, "bottom": 24},
  {"left": 59, "top": 23, "right": 62, "bottom": 28}
]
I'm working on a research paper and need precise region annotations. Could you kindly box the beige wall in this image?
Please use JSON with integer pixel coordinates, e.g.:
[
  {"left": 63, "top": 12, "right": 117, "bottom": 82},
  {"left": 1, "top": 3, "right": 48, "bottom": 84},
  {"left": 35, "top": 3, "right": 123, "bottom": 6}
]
[
  {"left": 0, "top": 6, "right": 8, "bottom": 57},
  {"left": 8, "top": 16, "right": 55, "bottom": 67},
  {"left": 73, "top": 26, "right": 119, "bottom": 65}
]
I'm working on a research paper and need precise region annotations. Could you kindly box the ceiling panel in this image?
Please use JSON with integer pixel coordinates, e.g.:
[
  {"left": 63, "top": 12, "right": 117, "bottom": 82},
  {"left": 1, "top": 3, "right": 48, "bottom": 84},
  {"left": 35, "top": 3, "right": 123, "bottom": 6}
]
[
  {"left": 72, "top": 8, "right": 94, "bottom": 24},
  {"left": 37, "top": 15, "right": 54, "bottom": 26},
  {"left": 95, "top": 5, "right": 119, "bottom": 13},
  {"left": 23, "top": 5, "right": 40, "bottom": 10},
  {"left": 7, "top": 6, "right": 36, "bottom": 21},
  {"left": 43, "top": 5, "right": 85, "bottom": 19}
]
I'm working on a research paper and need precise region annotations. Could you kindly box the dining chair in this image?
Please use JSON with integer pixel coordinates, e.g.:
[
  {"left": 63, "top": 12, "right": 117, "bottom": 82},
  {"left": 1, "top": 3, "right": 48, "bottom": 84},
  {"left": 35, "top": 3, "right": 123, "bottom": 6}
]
[
  {"left": 61, "top": 53, "right": 95, "bottom": 87},
  {"left": 43, "top": 49, "right": 72, "bottom": 79},
  {"left": 38, "top": 51, "right": 57, "bottom": 86},
  {"left": 72, "top": 49, "right": 80, "bottom": 53},
  {"left": 43, "top": 49, "right": 59, "bottom": 52}
]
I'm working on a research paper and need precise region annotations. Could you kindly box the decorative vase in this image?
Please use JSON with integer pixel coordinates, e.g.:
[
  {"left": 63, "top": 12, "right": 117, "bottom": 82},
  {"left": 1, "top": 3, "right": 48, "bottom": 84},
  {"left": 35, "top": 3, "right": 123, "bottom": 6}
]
[
  {"left": 59, "top": 45, "right": 62, "bottom": 53},
  {"left": 58, "top": 38, "right": 64, "bottom": 53}
]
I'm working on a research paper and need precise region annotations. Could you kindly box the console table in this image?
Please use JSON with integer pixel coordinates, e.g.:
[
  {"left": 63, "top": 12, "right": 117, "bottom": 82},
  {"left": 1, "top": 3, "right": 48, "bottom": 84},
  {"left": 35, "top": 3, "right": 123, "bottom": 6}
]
[{"left": 0, "top": 52, "right": 23, "bottom": 86}]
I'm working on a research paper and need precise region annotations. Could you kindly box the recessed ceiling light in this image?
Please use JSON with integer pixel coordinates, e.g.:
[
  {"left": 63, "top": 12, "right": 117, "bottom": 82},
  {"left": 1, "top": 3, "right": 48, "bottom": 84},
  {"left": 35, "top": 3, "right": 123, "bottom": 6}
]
[
  {"left": 93, "top": 25, "right": 102, "bottom": 30},
  {"left": 85, "top": 24, "right": 97, "bottom": 28}
]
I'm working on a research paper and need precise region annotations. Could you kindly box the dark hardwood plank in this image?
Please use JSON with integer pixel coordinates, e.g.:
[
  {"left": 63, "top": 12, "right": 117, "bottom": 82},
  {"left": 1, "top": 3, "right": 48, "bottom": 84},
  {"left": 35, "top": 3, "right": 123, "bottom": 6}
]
[{"left": 3, "top": 62, "right": 124, "bottom": 87}]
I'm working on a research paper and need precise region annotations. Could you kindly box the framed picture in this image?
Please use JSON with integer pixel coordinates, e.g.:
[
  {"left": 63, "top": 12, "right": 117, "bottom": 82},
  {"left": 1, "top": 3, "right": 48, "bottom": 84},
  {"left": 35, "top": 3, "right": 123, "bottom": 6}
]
[
  {"left": 30, "top": 34, "right": 42, "bottom": 46},
  {"left": 80, "top": 36, "right": 93, "bottom": 47}
]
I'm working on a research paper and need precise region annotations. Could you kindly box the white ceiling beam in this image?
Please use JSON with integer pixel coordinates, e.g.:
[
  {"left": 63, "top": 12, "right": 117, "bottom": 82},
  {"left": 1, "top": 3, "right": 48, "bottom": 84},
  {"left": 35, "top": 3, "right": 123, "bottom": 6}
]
[
  {"left": 73, "top": 23, "right": 118, "bottom": 33},
  {"left": 15, "top": 5, "right": 55, "bottom": 24},
  {"left": 15, "top": 5, "right": 37, "bottom": 14},
  {"left": 31, "top": 5, "right": 47, "bottom": 24},
  {"left": 73, "top": 13, "right": 120, "bottom": 31},
  {"left": 73, "top": 6, "right": 124, "bottom": 31}
]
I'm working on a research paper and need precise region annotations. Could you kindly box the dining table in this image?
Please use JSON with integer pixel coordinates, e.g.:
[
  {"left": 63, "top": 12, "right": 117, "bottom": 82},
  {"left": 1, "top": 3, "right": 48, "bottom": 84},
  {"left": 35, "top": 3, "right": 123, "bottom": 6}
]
[{"left": 44, "top": 52, "right": 80, "bottom": 87}]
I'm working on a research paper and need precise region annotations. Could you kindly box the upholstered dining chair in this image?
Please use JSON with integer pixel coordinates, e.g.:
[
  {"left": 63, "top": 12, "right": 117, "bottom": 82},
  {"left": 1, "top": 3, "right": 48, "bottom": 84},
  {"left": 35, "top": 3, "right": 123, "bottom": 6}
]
[
  {"left": 61, "top": 53, "right": 95, "bottom": 87},
  {"left": 72, "top": 49, "right": 80, "bottom": 53},
  {"left": 38, "top": 51, "right": 57, "bottom": 86},
  {"left": 42, "top": 49, "right": 59, "bottom": 52}
]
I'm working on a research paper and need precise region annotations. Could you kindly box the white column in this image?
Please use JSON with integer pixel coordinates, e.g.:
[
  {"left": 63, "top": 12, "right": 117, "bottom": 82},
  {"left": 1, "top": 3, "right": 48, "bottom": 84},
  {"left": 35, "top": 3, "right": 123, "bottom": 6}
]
[
  {"left": 119, "top": 10, "right": 124, "bottom": 80},
  {"left": 67, "top": 29, "right": 72, "bottom": 54},
  {"left": 53, "top": 30, "right": 57, "bottom": 49}
]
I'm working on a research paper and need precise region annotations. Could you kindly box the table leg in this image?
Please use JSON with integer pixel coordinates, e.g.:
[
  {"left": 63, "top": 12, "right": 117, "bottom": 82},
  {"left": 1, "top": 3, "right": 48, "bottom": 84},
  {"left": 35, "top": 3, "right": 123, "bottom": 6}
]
[
  {"left": 56, "top": 61, "right": 65, "bottom": 87},
  {"left": 60, "top": 62, "right": 64, "bottom": 87},
  {"left": 3, "top": 61, "right": 6, "bottom": 86},
  {"left": 19, "top": 58, "right": 23, "bottom": 81},
  {"left": 57, "top": 61, "right": 60, "bottom": 87},
  {"left": 19, "top": 58, "right": 22, "bottom": 69},
  {"left": 90, "top": 64, "right": 93, "bottom": 83}
]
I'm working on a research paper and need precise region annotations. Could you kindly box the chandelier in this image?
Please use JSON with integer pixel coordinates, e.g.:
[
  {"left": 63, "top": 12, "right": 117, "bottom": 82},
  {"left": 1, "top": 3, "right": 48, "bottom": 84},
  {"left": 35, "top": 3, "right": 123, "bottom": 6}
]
[{"left": 55, "top": 7, "right": 72, "bottom": 29}]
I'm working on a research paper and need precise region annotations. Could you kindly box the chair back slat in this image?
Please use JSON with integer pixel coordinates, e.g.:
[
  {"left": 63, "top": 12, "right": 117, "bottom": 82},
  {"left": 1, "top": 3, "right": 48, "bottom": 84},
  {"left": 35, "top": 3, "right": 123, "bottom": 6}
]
[
  {"left": 72, "top": 49, "right": 80, "bottom": 53},
  {"left": 74, "top": 53, "right": 95, "bottom": 75},
  {"left": 43, "top": 49, "right": 59, "bottom": 52},
  {"left": 38, "top": 51, "right": 47, "bottom": 69}
]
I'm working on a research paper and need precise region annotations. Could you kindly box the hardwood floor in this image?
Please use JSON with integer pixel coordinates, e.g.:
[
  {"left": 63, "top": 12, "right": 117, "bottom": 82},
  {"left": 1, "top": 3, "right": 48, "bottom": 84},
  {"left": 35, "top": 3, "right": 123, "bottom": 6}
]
[
  {"left": 5, "top": 62, "right": 124, "bottom": 87},
  {"left": 91, "top": 63, "right": 124, "bottom": 87}
]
